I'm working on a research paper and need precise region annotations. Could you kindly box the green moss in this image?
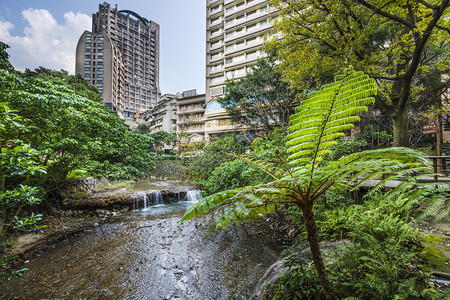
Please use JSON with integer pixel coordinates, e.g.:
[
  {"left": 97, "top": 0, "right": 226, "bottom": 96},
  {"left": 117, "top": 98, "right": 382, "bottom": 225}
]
[
  {"left": 96, "top": 180, "right": 134, "bottom": 190},
  {"left": 422, "top": 234, "right": 450, "bottom": 273},
  {"left": 67, "top": 169, "right": 90, "bottom": 179}
]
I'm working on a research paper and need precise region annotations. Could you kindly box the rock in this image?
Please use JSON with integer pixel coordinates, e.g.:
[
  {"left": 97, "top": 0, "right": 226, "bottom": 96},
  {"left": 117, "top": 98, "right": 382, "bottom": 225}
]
[
  {"left": 93, "top": 222, "right": 99, "bottom": 226},
  {"left": 250, "top": 259, "right": 289, "bottom": 299},
  {"left": 251, "top": 240, "right": 347, "bottom": 299}
]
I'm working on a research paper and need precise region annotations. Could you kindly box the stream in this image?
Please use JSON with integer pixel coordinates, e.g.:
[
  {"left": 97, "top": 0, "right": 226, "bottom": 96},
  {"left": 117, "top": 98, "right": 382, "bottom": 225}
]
[{"left": 1, "top": 182, "right": 284, "bottom": 299}]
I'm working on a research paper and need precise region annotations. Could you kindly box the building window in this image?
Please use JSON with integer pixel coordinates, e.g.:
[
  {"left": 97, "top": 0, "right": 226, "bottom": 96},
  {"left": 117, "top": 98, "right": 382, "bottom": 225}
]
[
  {"left": 247, "top": 51, "right": 257, "bottom": 59},
  {"left": 210, "top": 75, "right": 224, "bottom": 84},
  {"left": 247, "top": 23, "right": 257, "bottom": 31},
  {"left": 247, "top": 10, "right": 257, "bottom": 17},
  {"left": 211, "top": 5, "right": 221, "bottom": 13}
]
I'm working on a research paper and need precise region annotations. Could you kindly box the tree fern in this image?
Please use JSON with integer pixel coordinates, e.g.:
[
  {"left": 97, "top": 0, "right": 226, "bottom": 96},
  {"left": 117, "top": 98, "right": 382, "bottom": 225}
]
[{"left": 181, "top": 67, "right": 448, "bottom": 299}]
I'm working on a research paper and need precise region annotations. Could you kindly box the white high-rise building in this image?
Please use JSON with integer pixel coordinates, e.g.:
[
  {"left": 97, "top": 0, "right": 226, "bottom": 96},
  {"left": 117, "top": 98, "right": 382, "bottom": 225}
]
[{"left": 205, "top": 0, "right": 277, "bottom": 137}]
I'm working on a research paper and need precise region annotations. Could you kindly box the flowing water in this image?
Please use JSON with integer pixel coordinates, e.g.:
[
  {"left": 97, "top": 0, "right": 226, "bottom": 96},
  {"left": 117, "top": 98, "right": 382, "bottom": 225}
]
[{"left": 1, "top": 188, "right": 284, "bottom": 299}]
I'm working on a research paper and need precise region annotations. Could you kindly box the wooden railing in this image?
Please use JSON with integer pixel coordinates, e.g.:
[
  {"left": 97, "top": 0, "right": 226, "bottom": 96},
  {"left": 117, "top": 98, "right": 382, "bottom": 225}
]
[
  {"left": 427, "top": 156, "right": 449, "bottom": 181},
  {"left": 351, "top": 156, "right": 450, "bottom": 202}
]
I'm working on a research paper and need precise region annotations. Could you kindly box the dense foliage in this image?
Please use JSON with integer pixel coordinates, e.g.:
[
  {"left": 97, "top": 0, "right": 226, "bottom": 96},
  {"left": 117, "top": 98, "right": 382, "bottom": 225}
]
[
  {"left": 273, "top": 195, "right": 444, "bottom": 299},
  {"left": 218, "top": 57, "right": 296, "bottom": 133},
  {"left": 186, "top": 134, "right": 248, "bottom": 189},
  {"left": 183, "top": 68, "right": 446, "bottom": 299},
  {"left": 269, "top": 0, "right": 450, "bottom": 146},
  {"left": 0, "top": 68, "right": 155, "bottom": 183},
  {"left": 22, "top": 67, "right": 103, "bottom": 103}
]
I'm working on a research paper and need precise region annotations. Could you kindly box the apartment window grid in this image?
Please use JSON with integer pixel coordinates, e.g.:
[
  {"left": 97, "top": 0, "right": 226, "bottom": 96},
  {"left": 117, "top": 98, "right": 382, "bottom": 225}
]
[
  {"left": 206, "top": 0, "right": 276, "bottom": 118},
  {"left": 94, "top": 3, "right": 160, "bottom": 117}
]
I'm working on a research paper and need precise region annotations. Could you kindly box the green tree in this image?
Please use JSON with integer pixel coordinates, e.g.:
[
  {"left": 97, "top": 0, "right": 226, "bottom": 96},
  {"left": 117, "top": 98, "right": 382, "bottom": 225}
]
[
  {"left": 149, "top": 131, "right": 177, "bottom": 153},
  {"left": 0, "top": 67, "right": 154, "bottom": 184},
  {"left": 22, "top": 67, "right": 102, "bottom": 103},
  {"left": 182, "top": 68, "right": 440, "bottom": 299},
  {"left": 218, "top": 57, "right": 296, "bottom": 133},
  {"left": 0, "top": 103, "right": 46, "bottom": 236},
  {"left": 0, "top": 42, "right": 13, "bottom": 72},
  {"left": 269, "top": 0, "right": 450, "bottom": 146},
  {"left": 187, "top": 134, "right": 247, "bottom": 187}
]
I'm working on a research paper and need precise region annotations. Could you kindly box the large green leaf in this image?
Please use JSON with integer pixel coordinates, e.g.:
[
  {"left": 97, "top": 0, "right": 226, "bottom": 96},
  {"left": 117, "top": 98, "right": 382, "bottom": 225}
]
[{"left": 286, "top": 67, "right": 377, "bottom": 174}]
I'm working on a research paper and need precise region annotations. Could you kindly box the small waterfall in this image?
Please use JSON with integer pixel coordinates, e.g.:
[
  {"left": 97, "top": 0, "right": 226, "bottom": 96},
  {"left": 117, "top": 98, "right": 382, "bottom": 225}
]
[
  {"left": 143, "top": 194, "right": 149, "bottom": 209},
  {"left": 184, "top": 190, "right": 202, "bottom": 203},
  {"left": 133, "top": 195, "right": 139, "bottom": 210},
  {"left": 133, "top": 192, "right": 149, "bottom": 210},
  {"left": 150, "top": 191, "right": 164, "bottom": 205}
]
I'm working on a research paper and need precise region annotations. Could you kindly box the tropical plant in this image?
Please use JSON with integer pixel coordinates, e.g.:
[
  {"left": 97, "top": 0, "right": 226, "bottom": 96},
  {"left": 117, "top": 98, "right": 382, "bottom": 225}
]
[
  {"left": 182, "top": 67, "right": 441, "bottom": 299},
  {"left": 269, "top": 0, "right": 450, "bottom": 146}
]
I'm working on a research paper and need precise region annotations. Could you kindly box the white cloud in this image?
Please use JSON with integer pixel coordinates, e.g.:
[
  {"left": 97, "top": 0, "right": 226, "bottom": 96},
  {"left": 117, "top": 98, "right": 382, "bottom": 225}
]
[{"left": 0, "top": 9, "right": 91, "bottom": 74}]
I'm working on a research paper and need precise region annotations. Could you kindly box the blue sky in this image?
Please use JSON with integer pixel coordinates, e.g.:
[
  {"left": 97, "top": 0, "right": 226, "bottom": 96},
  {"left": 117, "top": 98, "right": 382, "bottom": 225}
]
[{"left": 0, "top": 0, "right": 206, "bottom": 94}]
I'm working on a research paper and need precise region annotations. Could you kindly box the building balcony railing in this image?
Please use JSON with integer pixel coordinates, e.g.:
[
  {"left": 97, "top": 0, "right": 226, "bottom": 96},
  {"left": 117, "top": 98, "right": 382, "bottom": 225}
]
[
  {"left": 178, "top": 107, "right": 205, "bottom": 114},
  {"left": 177, "top": 118, "right": 206, "bottom": 125}
]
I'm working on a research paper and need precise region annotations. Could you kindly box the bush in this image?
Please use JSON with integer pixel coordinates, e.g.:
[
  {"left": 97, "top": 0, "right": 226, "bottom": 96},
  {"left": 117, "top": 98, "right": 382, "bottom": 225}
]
[
  {"left": 201, "top": 159, "right": 251, "bottom": 195},
  {"left": 187, "top": 134, "right": 248, "bottom": 185},
  {"left": 274, "top": 196, "right": 444, "bottom": 299},
  {"left": 153, "top": 160, "right": 188, "bottom": 180}
]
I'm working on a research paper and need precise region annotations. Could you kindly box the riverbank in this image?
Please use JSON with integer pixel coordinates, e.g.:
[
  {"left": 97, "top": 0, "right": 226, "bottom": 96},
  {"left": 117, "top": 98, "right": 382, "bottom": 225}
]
[
  {"left": 1, "top": 179, "right": 200, "bottom": 277},
  {"left": 1, "top": 201, "right": 294, "bottom": 299}
]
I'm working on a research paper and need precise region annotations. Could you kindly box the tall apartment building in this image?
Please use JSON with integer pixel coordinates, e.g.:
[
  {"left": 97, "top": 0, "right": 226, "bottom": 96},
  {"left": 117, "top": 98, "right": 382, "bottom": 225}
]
[
  {"left": 76, "top": 2, "right": 160, "bottom": 118},
  {"left": 76, "top": 31, "right": 126, "bottom": 114},
  {"left": 205, "top": 0, "right": 277, "bottom": 137}
]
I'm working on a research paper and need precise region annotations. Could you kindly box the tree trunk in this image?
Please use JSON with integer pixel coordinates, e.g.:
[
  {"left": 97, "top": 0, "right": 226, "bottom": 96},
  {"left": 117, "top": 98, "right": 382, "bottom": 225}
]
[
  {"left": 391, "top": 108, "right": 409, "bottom": 147},
  {"left": 302, "top": 207, "right": 335, "bottom": 299}
]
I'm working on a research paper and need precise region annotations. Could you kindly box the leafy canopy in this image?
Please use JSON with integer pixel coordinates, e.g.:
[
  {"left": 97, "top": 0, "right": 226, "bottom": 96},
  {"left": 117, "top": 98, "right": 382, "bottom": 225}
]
[
  {"left": 217, "top": 57, "right": 296, "bottom": 133},
  {"left": 268, "top": 0, "right": 450, "bottom": 146},
  {"left": 0, "top": 66, "right": 154, "bottom": 182}
]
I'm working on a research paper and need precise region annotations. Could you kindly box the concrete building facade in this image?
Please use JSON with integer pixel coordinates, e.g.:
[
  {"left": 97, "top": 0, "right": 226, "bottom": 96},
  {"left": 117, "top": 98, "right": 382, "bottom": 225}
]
[
  {"left": 177, "top": 90, "right": 206, "bottom": 141},
  {"left": 205, "top": 0, "right": 277, "bottom": 137},
  {"left": 76, "top": 31, "right": 126, "bottom": 114},
  {"left": 141, "top": 94, "right": 178, "bottom": 133},
  {"left": 76, "top": 2, "right": 160, "bottom": 118}
]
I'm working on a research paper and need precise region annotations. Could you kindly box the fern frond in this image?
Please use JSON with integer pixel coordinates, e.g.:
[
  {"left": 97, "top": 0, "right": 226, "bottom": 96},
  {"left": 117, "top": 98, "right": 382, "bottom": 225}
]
[
  {"left": 232, "top": 153, "right": 287, "bottom": 180},
  {"left": 286, "top": 66, "right": 377, "bottom": 173}
]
